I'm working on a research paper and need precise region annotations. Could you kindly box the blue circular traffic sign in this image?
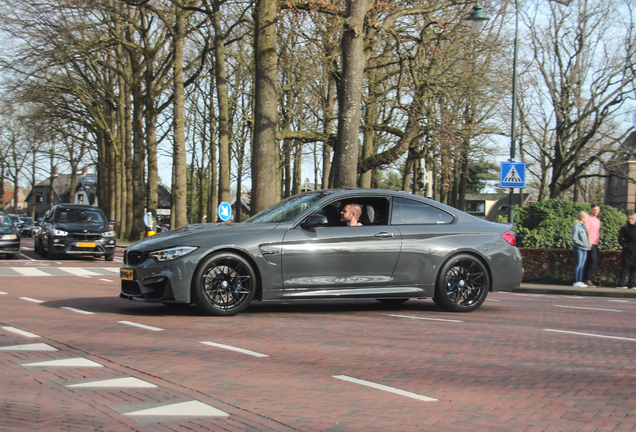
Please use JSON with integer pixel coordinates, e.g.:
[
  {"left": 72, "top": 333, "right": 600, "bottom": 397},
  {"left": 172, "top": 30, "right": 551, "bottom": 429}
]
[{"left": 218, "top": 202, "right": 232, "bottom": 222}]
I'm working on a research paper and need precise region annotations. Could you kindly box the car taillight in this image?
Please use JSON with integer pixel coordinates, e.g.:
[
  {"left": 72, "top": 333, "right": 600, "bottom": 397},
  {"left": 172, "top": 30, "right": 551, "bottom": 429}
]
[{"left": 503, "top": 231, "right": 516, "bottom": 246}]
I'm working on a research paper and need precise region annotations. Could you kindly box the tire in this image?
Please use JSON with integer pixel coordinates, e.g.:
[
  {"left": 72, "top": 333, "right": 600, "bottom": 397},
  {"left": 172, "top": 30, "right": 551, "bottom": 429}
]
[
  {"left": 192, "top": 252, "right": 257, "bottom": 316},
  {"left": 433, "top": 254, "right": 490, "bottom": 312},
  {"left": 105, "top": 253, "right": 115, "bottom": 261},
  {"left": 376, "top": 298, "right": 409, "bottom": 304},
  {"left": 40, "top": 244, "right": 48, "bottom": 258}
]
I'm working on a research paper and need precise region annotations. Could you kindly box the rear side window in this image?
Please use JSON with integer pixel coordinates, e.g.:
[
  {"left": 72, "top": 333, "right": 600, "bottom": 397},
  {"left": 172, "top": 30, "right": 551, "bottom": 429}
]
[{"left": 391, "top": 197, "right": 454, "bottom": 225}]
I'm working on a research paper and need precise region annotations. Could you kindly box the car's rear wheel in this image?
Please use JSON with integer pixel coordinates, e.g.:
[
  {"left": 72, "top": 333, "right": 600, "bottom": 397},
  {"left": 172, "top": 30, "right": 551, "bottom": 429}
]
[
  {"left": 433, "top": 254, "right": 490, "bottom": 312},
  {"left": 105, "top": 253, "right": 114, "bottom": 261},
  {"left": 192, "top": 252, "right": 257, "bottom": 316}
]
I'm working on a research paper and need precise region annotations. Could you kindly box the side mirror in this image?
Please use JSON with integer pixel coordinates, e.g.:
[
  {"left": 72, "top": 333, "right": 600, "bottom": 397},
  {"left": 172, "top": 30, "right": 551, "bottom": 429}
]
[
  {"left": 109, "top": 220, "right": 116, "bottom": 226},
  {"left": 301, "top": 214, "right": 329, "bottom": 230}
]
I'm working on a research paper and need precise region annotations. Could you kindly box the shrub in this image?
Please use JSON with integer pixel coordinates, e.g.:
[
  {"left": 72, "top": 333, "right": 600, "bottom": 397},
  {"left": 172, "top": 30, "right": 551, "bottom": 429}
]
[{"left": 511, "top": 200, "right": 625, "bottom": 250}]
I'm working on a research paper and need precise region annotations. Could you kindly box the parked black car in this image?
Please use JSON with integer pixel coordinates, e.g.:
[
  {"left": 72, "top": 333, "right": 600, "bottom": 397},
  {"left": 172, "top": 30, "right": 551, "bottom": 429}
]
[
  {"left": 0, "top": 212, "right": 20, "bottom": 259},
  {"left": 36, "top": 204, "right": 116, "bottom": 260}
]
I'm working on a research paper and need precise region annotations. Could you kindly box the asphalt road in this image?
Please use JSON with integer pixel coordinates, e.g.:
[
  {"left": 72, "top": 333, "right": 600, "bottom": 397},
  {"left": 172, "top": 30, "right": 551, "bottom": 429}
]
[{"left": 1, "top": 237, "right": 635, "bottom": 431}]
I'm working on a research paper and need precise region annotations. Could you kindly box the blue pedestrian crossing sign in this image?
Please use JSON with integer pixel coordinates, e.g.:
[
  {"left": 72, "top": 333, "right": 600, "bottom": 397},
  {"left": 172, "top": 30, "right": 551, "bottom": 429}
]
[
  {"left": 500, "top": 162, "right": 526, "bottom": 188},
  {"left": 218, "top": 201, "right": 232, "bottom": 222}
]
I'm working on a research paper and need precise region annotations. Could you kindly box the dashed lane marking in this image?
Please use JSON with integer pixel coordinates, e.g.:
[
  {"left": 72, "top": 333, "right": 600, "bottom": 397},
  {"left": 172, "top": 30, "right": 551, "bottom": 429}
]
[
  {"left": 388, "top": 314, "right": 464, "bottom": 323},
  {"left": 0, "top": 291, "right": 7, "bottom": 295},
  {"left": 19, "top": 297, "right": 44, "bottom": 303},
  {"left": 123, "top": 400, "right": 229, "bottom": 418},
  {"left": 99, "top": 278, "right": 113, "bottom": 282},
  {"left": 554, "top": 305, "right": 623, "bottom": 312},
  {"left": 1, "top": 326, "right": 40, "bottom": 338},
  {"left": 58, "top": 267, "right": 103, "bottom": 277},
  {"left": 0, "top": 343, "right": 58, "bottom": 351},
  {"left": 118, "top": 321, "right": 163, "bottom": 331},
  {"left": 20, "top": 252, "right": 35, "bottom": 261},
  {"left": 333, "top": 375, "right": 438, "bottom": 402},
  {"left": 544, "top": 329, "right": 636, "bottom": 342},
  {"left": 21, "top": 357, "right": 104, "bottom": 368},
  {"left": 66, "top": 377, "right": 157, "bottom": 389},
  {"left": 201, "top": 341, "right": 269, "bottom": 358},
  {"left": 61, "top": 306, "right": 94, "bottom": 315}
]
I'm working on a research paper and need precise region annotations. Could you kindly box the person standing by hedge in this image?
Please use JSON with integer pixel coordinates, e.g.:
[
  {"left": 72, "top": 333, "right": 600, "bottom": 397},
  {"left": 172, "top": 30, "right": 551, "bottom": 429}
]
[
  {"left": 572, "top": 211, "right": 590, "bottom": 287},
  {"left": 583, "top": 204, "right": 601, "bottom": 286},
  {"left": 617, "top": 213, "right": 636, "bottom": 289}
]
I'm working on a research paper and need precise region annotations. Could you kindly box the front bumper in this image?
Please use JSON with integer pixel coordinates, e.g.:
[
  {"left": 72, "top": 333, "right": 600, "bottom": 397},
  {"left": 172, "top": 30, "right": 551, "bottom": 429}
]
[
  {"left": 119, "top": 251, "right": 194, "bottom": 303},
  {"left": 51, "top": 236, "right": 116, "bottom": 256},
  {"left": 0, "top": 240, "right": 20, "bottom": 254}
]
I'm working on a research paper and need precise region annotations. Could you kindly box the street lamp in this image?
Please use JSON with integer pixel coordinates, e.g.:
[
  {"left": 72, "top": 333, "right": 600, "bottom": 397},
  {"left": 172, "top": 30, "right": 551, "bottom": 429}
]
[
  {"left": 464, "top": 1, "right": 491, "bottom": 32},
  {"left": 466, "top": 0, "right": 518, "bottom": 224}
]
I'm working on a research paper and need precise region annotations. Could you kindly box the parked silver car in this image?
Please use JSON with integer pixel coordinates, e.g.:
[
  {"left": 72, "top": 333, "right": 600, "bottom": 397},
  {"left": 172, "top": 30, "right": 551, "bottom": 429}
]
[{"left": 120, "top": 189, "right": 523, "bottom": 316}]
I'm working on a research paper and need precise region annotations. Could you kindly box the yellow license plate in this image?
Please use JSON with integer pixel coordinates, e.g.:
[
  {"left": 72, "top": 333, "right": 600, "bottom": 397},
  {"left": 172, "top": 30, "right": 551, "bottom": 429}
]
[
  {"left": 120, "top": 269, "right": 134, "bottom": 281},
  {"left": 76, "top": 242, "right": 96, "bottom": 248}
]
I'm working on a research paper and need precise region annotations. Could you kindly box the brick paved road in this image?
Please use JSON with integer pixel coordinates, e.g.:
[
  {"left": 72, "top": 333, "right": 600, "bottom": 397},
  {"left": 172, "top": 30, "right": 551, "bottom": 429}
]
[{"left": 1, "top": 247, "right": 636, "bottom": 431}]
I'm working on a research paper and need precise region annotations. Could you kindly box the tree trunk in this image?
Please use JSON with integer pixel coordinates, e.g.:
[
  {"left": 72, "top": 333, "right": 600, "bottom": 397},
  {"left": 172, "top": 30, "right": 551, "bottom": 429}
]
[
  {"left": 213, "top": 0, "right": 231, "bottom": 206},
  {"left": 332, "top": 0, "right": 374, "bottom": 188},
  {"left": 172, "top": 3, "right": 188, "bottom": 229},
  {"left": 251, "top": 0, "right": 279, "bottom": 214}
]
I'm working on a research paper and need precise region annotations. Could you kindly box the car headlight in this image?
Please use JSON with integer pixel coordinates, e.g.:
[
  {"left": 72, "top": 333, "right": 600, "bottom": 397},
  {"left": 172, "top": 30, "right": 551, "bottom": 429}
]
[
  {"left": 149, "top": 246, "right": 198, "bottom": 262},
  {"left": 101, "top": 230, "right": 116, "bottom": 237},
  {"left": 51, "top": 229, "right": 68, "bottom": 236},
  {"left": 1, "top": 234, "right": 17, "bottom": 240}
]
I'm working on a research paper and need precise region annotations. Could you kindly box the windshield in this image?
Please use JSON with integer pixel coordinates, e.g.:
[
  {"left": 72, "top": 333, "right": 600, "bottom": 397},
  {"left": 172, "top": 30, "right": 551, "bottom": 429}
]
[
  {"left": 53, "top": 208, "right": 106, "bottom": 224},
  {"left": 0, "top": 215, "right": 14, "bottom": 228},
  {"left": 244, "top": 191, "right": 331, "bottom": 223}
]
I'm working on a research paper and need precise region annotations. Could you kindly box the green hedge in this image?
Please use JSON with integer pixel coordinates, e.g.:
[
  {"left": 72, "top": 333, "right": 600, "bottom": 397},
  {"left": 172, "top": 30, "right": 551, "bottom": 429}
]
[{"left": 505, "top": 200, "right": 626, "bottom": 250}]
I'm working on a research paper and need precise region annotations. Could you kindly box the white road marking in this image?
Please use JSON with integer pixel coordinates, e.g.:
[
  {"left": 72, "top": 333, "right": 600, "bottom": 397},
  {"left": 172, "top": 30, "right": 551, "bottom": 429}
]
[
  {"left": 22, "top": 357, "right": 104, "bottom": 368},
  {"left": 201, "top": 341, "right": 269, "bottom": 357},
  {"left": 1, "top": 326, "right": 40, "bottom": 338},
  {"left": 19, "top": 297, "right": 44, "bottom": 303},
  {"left": 554, "top": 305, "right": 623, "bottom": 312},
  {"left": 13, "top": 268, "right": 51, "bottom": 277},
  {"left": 20, "top": 252, "right": 35, "bottom": 261},
  {"left": 124, "top": 400, "right": 229, "bottom": 417},
  {"left": 0, "top": 291, "right": 7, "bottom": 295},
  {"left": 99, "top": 278, "right": 113, "bottom": 282},
  {"left": 118, "top": 321, "right": 163, "bottom": 331},
  {"left": 61, "top": 307, "right": 94, "bottom": 315},
  {"left": 333, "top": 375, "right": 438, "bottom": 402},
  {"left": 486, "top": 298, "right": 500, "bottom": 301},
  {"left": 509, "top": 293, "right": 547, "bottom": 297},
  {"left": 388, "top": 314, "right": 464, "bottom": 323},
  {"left": 67, "top": 377, "right": 157, "bottom": 389},
  {"left": 544, "top": 329, "right": 636, "bottom": 342},
  {"left": 58, "top": 267, "right": 102, "bottom": 277},
  {"left": 102, "top": 268, "right": 121, "bottom": 273},
  {"left": 608, "top": 299, "right": 631, "bottom": 303},
  {"left": 0, "top": 343, "right": 58, "bottom": 351}
]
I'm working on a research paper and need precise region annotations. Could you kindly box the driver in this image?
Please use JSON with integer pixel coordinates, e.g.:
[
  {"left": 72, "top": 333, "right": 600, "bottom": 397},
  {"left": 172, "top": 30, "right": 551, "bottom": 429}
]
[{"left": 340, "top": 204, "right": 363, "bottom": 226}]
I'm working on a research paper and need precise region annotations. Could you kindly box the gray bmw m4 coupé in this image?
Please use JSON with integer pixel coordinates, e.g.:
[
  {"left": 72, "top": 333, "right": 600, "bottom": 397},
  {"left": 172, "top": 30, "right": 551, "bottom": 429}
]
[{"left": 120, "top": 189, "right": 523, "bottom": 316}]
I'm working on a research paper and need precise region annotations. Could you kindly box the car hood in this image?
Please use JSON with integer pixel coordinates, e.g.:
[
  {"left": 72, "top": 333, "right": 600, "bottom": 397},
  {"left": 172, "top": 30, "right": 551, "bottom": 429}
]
[
  {"left": 53, "top": 222, "right": 112, "bottom": 233},
  {"left": 129, "top": 222, "right": 280, "bottom": 250},
  {"left": 0, "top": 226, "right": 18, "bottom": 235}
]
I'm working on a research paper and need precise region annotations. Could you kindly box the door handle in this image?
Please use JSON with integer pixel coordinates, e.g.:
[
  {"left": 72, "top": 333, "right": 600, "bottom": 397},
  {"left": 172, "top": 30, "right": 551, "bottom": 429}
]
[{"left": 374, "top": 232, "right": 394, "bottom": 239}]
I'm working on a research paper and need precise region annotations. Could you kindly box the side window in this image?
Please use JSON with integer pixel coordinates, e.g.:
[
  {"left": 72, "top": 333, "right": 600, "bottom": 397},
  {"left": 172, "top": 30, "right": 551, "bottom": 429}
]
[{"left": 391, "top": 197, "right": 454, "bottom": 225}]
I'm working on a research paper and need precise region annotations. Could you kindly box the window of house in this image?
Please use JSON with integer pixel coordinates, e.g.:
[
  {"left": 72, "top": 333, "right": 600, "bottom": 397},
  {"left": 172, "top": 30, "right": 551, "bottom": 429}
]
[
  {"left": 36, "top": 194, "right": 43, "bottom": 203},
  {"left": 466, "top": 202, "right": 485, "bottom": 214}
]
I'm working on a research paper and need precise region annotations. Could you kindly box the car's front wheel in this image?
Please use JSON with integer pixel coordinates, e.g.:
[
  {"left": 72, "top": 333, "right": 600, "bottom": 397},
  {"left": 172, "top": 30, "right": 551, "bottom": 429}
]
[
  {"left": 105, "top": 253, "right": 114, "bottom": 261},
  {"left": 433, "top": 254, "right": 490, "bottom": 312},
  {"left": 192, "top": 252, "right": 257, "bottom": 316}
]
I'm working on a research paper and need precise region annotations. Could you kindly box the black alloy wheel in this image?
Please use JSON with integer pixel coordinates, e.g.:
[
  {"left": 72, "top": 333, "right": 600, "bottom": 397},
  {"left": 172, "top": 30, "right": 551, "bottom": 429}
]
[
  {"left": 192, "top": 252, "right": 257, "bottom": 316},
  {"left": 433, "top": 254, "right": 490, "bottom": 312}
]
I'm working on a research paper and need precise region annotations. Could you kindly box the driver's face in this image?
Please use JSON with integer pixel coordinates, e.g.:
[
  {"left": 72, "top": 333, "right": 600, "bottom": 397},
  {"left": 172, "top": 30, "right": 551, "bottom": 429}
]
[{"left": 340, "top": 205, "right": 354, "bottom": 222}]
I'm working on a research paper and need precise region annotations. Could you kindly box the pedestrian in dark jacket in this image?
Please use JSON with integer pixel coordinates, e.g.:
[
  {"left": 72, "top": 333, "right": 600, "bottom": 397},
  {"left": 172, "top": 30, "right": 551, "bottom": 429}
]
[{"left": 617, "top": 213, "right": 636, "bottom": 289}]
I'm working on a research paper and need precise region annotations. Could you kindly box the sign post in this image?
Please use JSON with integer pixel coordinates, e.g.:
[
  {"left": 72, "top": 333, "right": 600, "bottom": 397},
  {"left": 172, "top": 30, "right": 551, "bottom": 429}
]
[
  {"left": 143, "top": 212, "right": 156, "bottom": 236},
  {"left": 218, "top": 202, "right": 232, "bottom": 222},
  {"left": 500, "top": 162, "right": 526, "bottom": 224}
]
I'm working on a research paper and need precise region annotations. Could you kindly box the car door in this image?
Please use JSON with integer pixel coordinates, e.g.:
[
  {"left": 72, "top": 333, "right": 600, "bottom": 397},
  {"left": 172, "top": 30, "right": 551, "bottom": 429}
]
[{"left": 280, "top": 198, "right": 402, "bottom": 292}]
